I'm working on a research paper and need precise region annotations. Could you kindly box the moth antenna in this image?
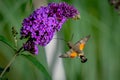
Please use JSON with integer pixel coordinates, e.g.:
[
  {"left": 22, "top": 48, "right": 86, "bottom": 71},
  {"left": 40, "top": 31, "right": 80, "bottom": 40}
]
[
  {"left": 53, "top": 38, "right": 68, "bottom": 43},
  {"left": 70, "top": 33, "right": 74, "bottom": 41},
  {"left": 53, "top": 34, "right": 75, "bottom": 47}
]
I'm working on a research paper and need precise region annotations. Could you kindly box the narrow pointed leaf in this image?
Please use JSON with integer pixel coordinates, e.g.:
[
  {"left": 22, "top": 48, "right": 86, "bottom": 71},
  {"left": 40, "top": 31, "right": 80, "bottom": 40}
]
[
  {"left": 21, "top": 54, "right": 51, "bottom": 80},
  {"left": 0, "top": 35, "right": 16, "bottom": 51}
]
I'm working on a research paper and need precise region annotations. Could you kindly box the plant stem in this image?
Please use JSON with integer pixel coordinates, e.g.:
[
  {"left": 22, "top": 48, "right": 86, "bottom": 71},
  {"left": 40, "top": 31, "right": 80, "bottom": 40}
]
[{"left": 0, "top": 47, "right": 23, "bottom": 78}]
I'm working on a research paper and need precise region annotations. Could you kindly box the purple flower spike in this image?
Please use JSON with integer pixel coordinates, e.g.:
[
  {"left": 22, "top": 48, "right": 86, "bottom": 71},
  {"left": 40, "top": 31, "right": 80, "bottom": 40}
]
[
  {"left": 20, "top": 2, "right": 80, "bottom": 54},
  {"left": 23, "top": 40, "right": 38, "bottom": 54}
]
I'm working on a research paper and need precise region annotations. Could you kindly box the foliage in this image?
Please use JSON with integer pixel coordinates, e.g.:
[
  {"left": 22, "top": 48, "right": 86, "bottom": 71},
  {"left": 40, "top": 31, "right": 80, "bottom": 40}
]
[{"left": 0, "top": 0, "right": 120, "bottom": 80}]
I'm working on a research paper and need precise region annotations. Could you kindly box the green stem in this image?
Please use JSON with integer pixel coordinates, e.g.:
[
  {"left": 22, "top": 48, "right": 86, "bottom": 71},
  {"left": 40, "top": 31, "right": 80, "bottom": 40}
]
[{"left": 0, "top": 47, "right": 23, "bottom": 78}]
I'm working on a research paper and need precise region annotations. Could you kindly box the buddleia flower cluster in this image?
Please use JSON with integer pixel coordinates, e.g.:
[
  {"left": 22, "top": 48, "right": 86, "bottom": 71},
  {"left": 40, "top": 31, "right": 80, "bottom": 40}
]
[{"left": 20, "top": 2, "right": 80, "bottom": 54}]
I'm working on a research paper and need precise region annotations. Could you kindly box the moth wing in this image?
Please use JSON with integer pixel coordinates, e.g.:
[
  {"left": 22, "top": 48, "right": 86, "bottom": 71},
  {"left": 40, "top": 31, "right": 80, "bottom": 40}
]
[
  {"left": 59, "top": 49, "right": 78, "bottom": 58},
  {"left": 75, "top": 35, "right": 90, "bottom": 46},
  {"left": 74, "top": 35, "right": 90, "bottom": 51}
]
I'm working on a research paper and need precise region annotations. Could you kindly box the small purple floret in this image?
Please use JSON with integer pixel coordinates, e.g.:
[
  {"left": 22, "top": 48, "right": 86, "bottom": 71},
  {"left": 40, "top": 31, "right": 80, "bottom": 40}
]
[
  {"left": 20, "top": 2, "right": 80, "bottom": 54},
  {"left": 23, "top": 40, "right": 38, "bottom": 54}
]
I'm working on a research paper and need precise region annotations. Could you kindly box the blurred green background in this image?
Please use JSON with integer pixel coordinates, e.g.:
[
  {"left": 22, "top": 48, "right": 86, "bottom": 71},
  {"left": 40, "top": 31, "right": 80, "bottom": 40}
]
[{"left": 0, "top": 0, "right": 120, "bottom": 80}]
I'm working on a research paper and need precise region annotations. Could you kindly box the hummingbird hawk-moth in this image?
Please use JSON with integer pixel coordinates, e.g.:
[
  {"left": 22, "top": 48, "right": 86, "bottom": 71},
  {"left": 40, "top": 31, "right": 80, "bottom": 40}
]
[{"left": 59, "top": 35, "right": 90, "bottom": 63}]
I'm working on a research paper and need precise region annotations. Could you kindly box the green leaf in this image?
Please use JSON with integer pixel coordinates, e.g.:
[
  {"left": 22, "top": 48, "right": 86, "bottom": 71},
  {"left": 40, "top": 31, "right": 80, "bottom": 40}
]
[
  {"left": 21, "top": 54, "right": 51, "bottom": 80},
  {"left": 0, "top": 35, "right": 16, "bottom": 51}
]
